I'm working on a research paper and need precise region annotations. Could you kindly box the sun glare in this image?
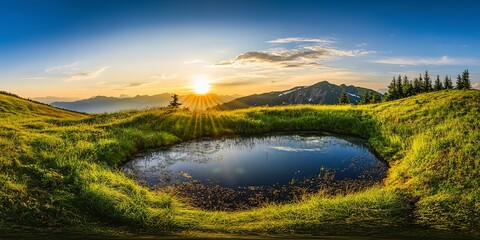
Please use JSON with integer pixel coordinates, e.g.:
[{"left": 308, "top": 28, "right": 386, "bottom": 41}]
[{"left": 193, "top": 76, "right": 211, "bottom": 94}]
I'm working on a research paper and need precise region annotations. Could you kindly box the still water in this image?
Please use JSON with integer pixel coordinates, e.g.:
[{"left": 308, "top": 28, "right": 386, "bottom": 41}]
[{"left": 123, "top": 133, "right": 387, "bottom": 188}]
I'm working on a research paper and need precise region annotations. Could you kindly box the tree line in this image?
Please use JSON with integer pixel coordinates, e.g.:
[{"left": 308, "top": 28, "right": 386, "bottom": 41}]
[{"left": 384, "top": 69, "right": 472, "bottom": 101}]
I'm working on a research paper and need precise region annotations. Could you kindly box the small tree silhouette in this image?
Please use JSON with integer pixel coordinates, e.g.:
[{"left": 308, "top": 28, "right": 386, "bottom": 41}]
[
  {"left": 339, "top": 90, "right": 350, "bottom": 105},
  {"left": 168, "top": 94, "right": 182, "bottom": 108}
]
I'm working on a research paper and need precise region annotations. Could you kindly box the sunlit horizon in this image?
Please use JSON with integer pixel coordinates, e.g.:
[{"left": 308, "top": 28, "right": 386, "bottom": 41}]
[{"left": 0, "top": 1, "right": 479, "bottom": 100}]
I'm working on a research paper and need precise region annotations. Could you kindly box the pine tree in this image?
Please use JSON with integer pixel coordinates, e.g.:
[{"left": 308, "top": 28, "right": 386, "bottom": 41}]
[
  {"left": 444, "top": 75, "right": 453, "bottom": 89},
  {"left": 396, "top": 75, "right": 404, "bottom": 98},
  {"left": 423, "top": 71, "right": 432, "bottom": 92},
  {"left": 385, "top": 76, "right": 398, "bottom": 100},
  {"left": 402, "top": 75, "right": 413, "bottom": 97},
  {"left": 418, "top": 74, "right": 424, "bottom": 93},
  {"left": 434, "top": 75, "right": 443, "bottom": 91},
  {"left": 168, "top": 94, "right": 182, "bottom": 108},
  {"left": 456, "top": 74, "right": 464, "bottom": 89},
  {"left": 413, "top": 77, "right": 421, "bottom": 94},
  {"left": 372, "top": 93, "right": 382, "bottom": 103},
  {"left": 360, "top": 92, "right": 370, "bottom": 104},
  {"left": 339, "top": 90, "right": 350, "bottom": 104},
  {"left": 462, "top": 69, "right": 471, "bottom": 89}
]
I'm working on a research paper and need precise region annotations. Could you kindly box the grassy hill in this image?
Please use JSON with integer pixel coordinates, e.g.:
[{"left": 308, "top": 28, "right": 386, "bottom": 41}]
[{"left": 0, "top": 90, "right": 479, "bottom": 237}]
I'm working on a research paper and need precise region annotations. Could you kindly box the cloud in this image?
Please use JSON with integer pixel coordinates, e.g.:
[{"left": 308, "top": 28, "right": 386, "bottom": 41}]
[
  {"left": 268, "top": 37, "right": 335, "bottom": 44},
  {"left": 150, "top": 74, "right": 178, "bottom": 79},
  {"left": 215, "top": 46, "right": 373, "bottom": 68},
  {"left": 184, "top": 59, "right": 205, "bottom": 64},
  {"left": 371, "top": 56, "right": 480, "bottom": 66},
  {"left": 127, "top": 82, "right": 147, "bottom": 87},
  {"left": 356, "top": 42, "right": 368, "bottom": 47},
  {"left": 473, "top": 82, "right": 480, "bottom": 89},
  {"left": 22, "top": 76, "right": 47, "bottom": 80},
  {"left": 45, "top": 62, "right": 79, "bottom": 73},
  {"left": 67, "top": 66, "right": 108, "bottom": 81}
]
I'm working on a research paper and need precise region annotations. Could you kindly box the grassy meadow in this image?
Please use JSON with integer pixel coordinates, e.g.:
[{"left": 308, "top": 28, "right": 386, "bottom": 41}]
[{"left": 0, "top": 90, "right": 479, "bottom": 237}]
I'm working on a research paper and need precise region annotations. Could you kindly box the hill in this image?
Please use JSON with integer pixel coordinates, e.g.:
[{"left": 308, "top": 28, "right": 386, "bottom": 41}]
[
  {"left": 215, "top": 81, "right": 380, "bottom": 110},
  {"left": 51, "top": 93, "right": 239, "bottom": 113},
  {"left": 0, "top": 89, "right": 479, "bottom": 237}
]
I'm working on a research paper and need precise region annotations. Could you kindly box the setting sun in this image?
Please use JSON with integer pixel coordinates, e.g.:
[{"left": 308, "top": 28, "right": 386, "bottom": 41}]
[{"left": 193, "top": 76, "right": 211, "bottom": 94}]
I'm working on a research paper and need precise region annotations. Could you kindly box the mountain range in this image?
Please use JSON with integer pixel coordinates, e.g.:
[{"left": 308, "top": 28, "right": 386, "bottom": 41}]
[
  {"left": 214, "top": 81, "right": 380, "bottom": 110},
  {"left": 50, "top": 93, "right": 240, "bottom": 113}
]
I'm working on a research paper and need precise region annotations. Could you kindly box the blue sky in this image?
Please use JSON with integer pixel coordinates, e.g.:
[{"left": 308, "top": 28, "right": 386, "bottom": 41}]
[{"left": 0, "top": 0, "right": 479, "bottom": 98}]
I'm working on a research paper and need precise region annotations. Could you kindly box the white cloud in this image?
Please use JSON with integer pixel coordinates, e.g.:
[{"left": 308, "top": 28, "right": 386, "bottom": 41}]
[
  {"left": 22, "top": 76, "right": 47, "bottom": 80},
  {"left": 184, "top": 59, "right": 205, "bottom": 64},
  {"left": 67, "top": 66, "right": 108, "bottom": 81},
  {"left": 371, "top": 56, "right": 480, "bottom": 66},
  {"left": 268, "top": 37, "right": 335, "bottom": 44},
  {"left": 45, "top": 62, "right": 79, "bottom": 73},
  {"left": 150, "top": 73, "right": 178, "bottom": 79},
  {"left": 473, "top": 82, "right": 480, "bottom": 89}
]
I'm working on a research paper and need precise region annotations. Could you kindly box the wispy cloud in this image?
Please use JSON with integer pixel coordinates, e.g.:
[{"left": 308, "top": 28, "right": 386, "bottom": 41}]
[
  {"left": 150, "top": 73, "right": 178, "bottom": 79},
  {"left": 268, "top": 37, "right": 335, "bottom": 44},
  {"left": 371, "top": 56, "right": 480, "bottom": 66},
  {"left": 67, "top": 66, "right": 109, "bottom": 81},
  {"left": 22, "top": 76, "right": 47, "bottom": 80},
  {"left": 45, "top": 62, "right": 79, "bottom": 73},
  {"left": 184, "top": 59, "right": 205, "bottom": 64},
  {"left": 473, "top": 82, "right": 480, "bottom": 89},
  {"left": 215, "top": 47, "right": 373, "bottom": 68}
]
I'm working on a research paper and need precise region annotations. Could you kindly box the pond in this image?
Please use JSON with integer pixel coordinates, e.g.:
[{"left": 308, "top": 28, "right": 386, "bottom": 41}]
[{"left": 123, "top": 133, "right": 387, "bottom": 210}]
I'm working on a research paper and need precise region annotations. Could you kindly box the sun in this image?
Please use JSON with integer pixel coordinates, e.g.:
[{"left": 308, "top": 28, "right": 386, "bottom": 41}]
[{"left": 193, "top": 76, "right": 211, "bottom": 94}]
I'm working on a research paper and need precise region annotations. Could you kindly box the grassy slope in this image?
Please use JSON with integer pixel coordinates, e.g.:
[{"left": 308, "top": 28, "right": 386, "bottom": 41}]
[{"left": 0, "top": 90, "right": 478, "bottom": 235}]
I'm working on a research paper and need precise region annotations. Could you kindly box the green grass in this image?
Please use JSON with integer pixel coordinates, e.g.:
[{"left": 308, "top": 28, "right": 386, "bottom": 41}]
[{"left": 0, "top": 90, "right": 479, "bottom": 236}]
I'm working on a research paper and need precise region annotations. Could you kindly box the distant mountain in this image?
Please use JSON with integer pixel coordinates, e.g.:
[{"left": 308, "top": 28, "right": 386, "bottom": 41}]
[
  {"left": 50, "top": 93, "right": 239, "bottom": 113},
  {"left": 32, "top": 96, "right": 81, "bottom": 104},
  {"left": 214, "top": 81, "right": 380, "bottom": 110}
]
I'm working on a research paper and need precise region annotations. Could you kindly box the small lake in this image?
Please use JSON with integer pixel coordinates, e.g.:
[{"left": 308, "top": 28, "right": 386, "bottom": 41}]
[{"left": 123, "top": 133, "right": 387, "bottom": 210}]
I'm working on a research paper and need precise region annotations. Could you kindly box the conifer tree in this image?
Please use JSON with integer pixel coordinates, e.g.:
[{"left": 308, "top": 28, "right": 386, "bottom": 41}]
[
  {"left": 385, "top": 76, "right": 398, "bottom": 100},
  {"left": 418, "top": 74, "right": 424, "bottom": 93},
  {"left": 372, "top": 93, "right": 381, "bottom": 103},
  {"left": 402, "top": 75, "right": 413, "bottom": 97},
  {"left": 434, "top": 75, "right": 443, "bottom": 91},
  {"left": 456, "top": 74, "right": 464, "bottom": 89},
  {"left": 423, "top": 71, "right": 432, "bottom": 92},
  {"left": 339, "top": 90, "right": 350, "bottom": 104},
  {"left": 413, "top": 77, "right": 421, "bottom": 94},
  {"left": 444, "top": 75, "right": 453, "bottom": 89},
  {"left": 360, "top": 92, "right": 370, "bottom": 104},
  {"left": 396, "top": 75, "right": 404, "bottom": 98},
  {"left": 168, "top": 94, "right": 182, "bottom": 108},
  {"left": 462, "top": 69, "right": 471, "bottom": 89}
]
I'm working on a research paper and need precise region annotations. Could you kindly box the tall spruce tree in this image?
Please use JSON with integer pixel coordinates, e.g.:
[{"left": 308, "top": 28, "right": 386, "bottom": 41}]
[
  {"left": 402, "top": 75, "right": 413, "bottom": 97},
  {"left": 456, "top": 74, "right": 464, "bottom": 89},
  {"left": 418, "top": 74, "right": 424, "bottom": 93},
  {"left": 385, "top": 76, "right": 398, "bottom": 100},
  {"left": 413, "top": 77, "right": 421, "bottom": 94},
  {"left": 444, "top": 75, "right": 453, "bottom": 89},
  {"left": 462, "top": 69, "right": 471, "bottom": 89},
  {"left": 372, "top": 93, "right": 381, "bottom": 103},
  {"left": 423, "top": 71, "right": 432, "bottom": 92},
  {"left": 434, "top": 75, "right": 443, "bottom": 91},
  {"left": 396, "top": 75, "right": 404, "bottom": 98},
  {"left": 339, "top": 90, "right": 350, "bottom": 104}
]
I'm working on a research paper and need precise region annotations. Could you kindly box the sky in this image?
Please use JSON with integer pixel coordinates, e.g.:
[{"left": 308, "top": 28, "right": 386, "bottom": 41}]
[{"left": 0, "top": 0, "right": 479, "bottom": 99}]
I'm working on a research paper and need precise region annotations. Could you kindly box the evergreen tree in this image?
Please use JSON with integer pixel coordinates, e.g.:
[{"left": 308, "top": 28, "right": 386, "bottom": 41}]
[
  {"left": 385, "top": 76, "right": 398, "bottom": 100},
  {"left": 423, "top": 71, "right": 432, "bottom": 92},
  {"left": 434, "top": 75, "right": 443, "bottom": 91},
  {"left": 339, "top": 90, "right": 350, "bottom": 104},
  {"left": 444, "top": 75, "right": 453, "bottom": 89},
  {"left": 456, "top": 74, "right": 464, "bottom": 89},
  {"left": 168, "top": 94, "right": 182, "bottom": 108},
  {"left": 372, "top": 93, "right": 382, "bottom": 103},
  {"left": 360, "top": 92, "right": 370, "bottom": 104},
  {"left": 418, "top": 74, "right": 424, "bottom": 93},
  {"left": 402, "top": 75, "right": 413, "bottom": 97},
  {"left": 396, "top": 75, "right": 404, "bottom": 98},
  {"left": 462, "top": 69, "right": 471, "bottom": 89},
  {"left": 413, "top": 77, "right": 421, "bottom": 94}
]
